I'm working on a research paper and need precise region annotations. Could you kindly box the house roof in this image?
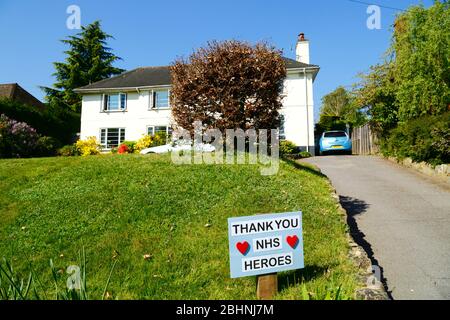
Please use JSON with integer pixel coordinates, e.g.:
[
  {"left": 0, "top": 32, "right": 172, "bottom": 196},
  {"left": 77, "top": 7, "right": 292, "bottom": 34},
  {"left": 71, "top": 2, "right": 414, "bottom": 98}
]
[
  {"left": 74, "top": 57, "right": 319, "bottom": 93},
  {"left": 0, "top": 83, "right": 45, "bottom": 109}
]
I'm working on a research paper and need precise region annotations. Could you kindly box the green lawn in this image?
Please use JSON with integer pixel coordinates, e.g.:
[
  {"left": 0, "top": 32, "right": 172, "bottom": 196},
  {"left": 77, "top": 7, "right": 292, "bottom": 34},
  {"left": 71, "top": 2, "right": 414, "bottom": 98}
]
[{"left": 0, "top": 154, "right": 360, "bottom": 299}]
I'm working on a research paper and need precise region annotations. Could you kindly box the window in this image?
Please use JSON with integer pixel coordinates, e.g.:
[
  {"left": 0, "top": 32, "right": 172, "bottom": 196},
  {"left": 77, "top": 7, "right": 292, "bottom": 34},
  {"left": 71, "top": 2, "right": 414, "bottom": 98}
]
[
  {"left": 147, "top": 125, "right": 173, "bottom": 137},
  {"left": 103, "top": 93, "right": 127, "bottom": 111},
  {"left": 152, "top": 90, "right": 169, "bottom": 109},
  {"left": 100, "top": 128, "right": 126, "bottom": 148},
  {"left": 279, "top": 114, "right": 286, "bottom": 140},
  {"left": 324, "top": 131, "right": 347, "bottom": 138}
]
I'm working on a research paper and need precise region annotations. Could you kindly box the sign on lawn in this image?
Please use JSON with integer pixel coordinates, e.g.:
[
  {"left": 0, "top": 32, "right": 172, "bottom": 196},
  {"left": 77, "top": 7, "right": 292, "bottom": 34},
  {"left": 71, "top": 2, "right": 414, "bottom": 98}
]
[{"left": 228, "top": 211, "right": 304, "bottom": 278}]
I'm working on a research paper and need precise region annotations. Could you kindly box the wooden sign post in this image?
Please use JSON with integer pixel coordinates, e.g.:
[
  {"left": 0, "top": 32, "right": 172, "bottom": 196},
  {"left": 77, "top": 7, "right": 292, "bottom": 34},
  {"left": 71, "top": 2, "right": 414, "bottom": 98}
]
[
  {"left": 257, "top": 273, "right": 278, "bottom": 300},
  {"left": 227, "top": 211, "right": 304, "bottom": 300}
]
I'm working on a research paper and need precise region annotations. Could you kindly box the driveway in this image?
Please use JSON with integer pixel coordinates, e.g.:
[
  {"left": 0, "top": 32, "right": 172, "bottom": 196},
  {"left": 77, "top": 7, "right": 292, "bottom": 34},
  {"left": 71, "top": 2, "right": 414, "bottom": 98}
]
[{"left": 302, "top": 155, "right": 450, "bottom": 300}]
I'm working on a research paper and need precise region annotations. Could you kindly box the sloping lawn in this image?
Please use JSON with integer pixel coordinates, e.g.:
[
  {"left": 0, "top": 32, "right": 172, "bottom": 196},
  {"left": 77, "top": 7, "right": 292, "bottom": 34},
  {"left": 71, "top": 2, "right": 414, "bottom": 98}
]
[{"left": 0, "top": 154, "right": 360, "bottom": 299}]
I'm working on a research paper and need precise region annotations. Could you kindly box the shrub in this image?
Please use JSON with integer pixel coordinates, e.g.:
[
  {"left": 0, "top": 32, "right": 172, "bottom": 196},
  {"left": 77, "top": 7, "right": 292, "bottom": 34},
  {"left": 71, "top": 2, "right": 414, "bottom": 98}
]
[
  {"left": 117, "top": 144, "right": 129, "bottom": 154},
  {"left": 280, "top": 140, "right": 297, "bottom": 155},
  {"left": 134, "top": 135, "right": 153, "bottom": 153},
  {"left": 58, "top": 144, "right": 80, "bottom": 157},
  {"left": 0, "top": 114, "right": 40, "bottom": 158},
  {"left": 35, "top": 136, "right": 59, "bottom": 157},
  {"left": 381, "top": 112, "right": 449, "bottom": 165},
  {"left": 152, "top": 132, "right": 167, "bottom": 147},
  {"left": 75, "top": 137, "right": 101, "bottom": 156},
  {"left": 134, "top": 134, "right": 167, "bottom": 153},
  {"left": 118, "top": 141, "right": 136, "bottom": 154},
  {"left": 299, "top": 151, "right": 312, "bottom": 158},
  {"left": 0, "top": 98, "right": 79, "bottom": 145}
]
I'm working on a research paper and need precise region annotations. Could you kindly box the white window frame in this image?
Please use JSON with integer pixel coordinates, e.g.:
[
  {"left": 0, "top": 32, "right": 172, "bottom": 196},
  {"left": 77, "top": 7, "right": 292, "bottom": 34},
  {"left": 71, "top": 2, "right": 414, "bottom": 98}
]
[
  {"left": 100, "top": 127, "right": 126, "bottom": 149},
  {"left": 149, "top": 89, "right": 170, "bottom": 110},
  {"left": 146, "top": 125, "right": 172, "bottom": 137},
  {"left": 102, "top": 93, "right": 127, "bottom": 112}
]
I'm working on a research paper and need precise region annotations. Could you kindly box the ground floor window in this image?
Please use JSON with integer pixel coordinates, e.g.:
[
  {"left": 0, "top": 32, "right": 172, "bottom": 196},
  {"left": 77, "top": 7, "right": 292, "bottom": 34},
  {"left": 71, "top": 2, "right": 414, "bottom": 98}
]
[
  {"left": 147, "top": 125, "right": 173, "bottom": 137},
  {"left": 100, "top": 128, "right": 125, "bottom": 149}
]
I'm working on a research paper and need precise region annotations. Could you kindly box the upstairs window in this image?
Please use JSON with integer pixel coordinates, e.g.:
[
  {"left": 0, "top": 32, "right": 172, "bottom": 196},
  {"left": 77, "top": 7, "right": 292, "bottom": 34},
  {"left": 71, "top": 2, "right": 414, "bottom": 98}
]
[
  {"left": 151, "top": 90, "right": 170, "bottom": 109},
  {"left": 100, "top": 128, "right": 126, "bottom": 149},
  {"left": 103, "top": 93, "right": 127, "bottom": 111}
]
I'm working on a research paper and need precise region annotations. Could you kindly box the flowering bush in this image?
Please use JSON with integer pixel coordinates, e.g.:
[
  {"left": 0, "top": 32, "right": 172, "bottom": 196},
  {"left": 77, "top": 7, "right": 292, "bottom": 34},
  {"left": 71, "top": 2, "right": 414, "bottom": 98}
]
[
  {"left": 118, "top": 141, "right": 136, "bottom": 154},
  {"left": 134, "top": 133, "right": 167, "bottom": 153},
  {"left": 75, "top": 137, "right": 100, "bottom": 156},
  {"left": 117, "top": 144, "right": 129, "bottom": 154},
  {"left": 134, "top": 135, "right": 153, "bottom": 153},
  {"left": 0, "top": 114, "right": 40, "bottom": 158}
]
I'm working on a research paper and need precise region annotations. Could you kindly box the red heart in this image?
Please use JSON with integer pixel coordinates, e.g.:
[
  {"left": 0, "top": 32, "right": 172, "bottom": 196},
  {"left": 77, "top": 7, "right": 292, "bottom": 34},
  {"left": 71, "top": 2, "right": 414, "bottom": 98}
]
[
  {"left": 236, "top": 241, "right": 250, "bottom": 255},
  {"left": 287, "top": 235, "right": 299, "bottom": 249}
]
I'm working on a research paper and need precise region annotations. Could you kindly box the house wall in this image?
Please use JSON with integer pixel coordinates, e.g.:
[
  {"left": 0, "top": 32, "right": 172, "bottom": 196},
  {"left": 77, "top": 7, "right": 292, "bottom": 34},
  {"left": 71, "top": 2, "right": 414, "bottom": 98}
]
[
  {"left": 281, "top": 71, "right": 315, "bottom": 153},
  {"left": 80, "top": 73, "right": 316, "bottom": 153},
  {"left": 80, "top": 90, "right": 173, "bottom": 142}
]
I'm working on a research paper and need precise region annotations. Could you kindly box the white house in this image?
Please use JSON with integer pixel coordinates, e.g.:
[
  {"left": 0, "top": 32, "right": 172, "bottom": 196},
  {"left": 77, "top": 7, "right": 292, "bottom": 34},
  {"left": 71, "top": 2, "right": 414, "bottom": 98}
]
[{"left": 75, "top": 33, "right": 319, "bottom": 153}]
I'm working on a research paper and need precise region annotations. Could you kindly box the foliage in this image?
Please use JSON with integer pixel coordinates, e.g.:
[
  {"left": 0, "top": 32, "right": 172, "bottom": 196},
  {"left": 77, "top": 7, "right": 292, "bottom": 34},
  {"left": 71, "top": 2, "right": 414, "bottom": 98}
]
[
  {"left": 317, "top": 87, "right": 366, "bottom": 136},
  {"left": 75, "top": 137, "right": 101, "bottom": 156},
  {"left": 0, "top": 98, "right": 79, "bottom": 145},
  {"left": 0, "top": 248, "right": 117, "bottom": 300},
  {"left": 353, "top": 2, "right": 449, "bottom": 165},
  {"left": 170, "top": 40, "right": 286, "bottom": 134},
  {"left": 57, "top": 144, "right": 80, "bottom": 157},
  {"left": 35, "top": 136, "right": 59, "bottom": 157},
  {"left": 0, "top": 114, "right": 59, "bottom": 158},
  {"left": 118, "top": 141, "right": 136, "bottom": 154},
  {"left": 354, "top": 62, "right": 398, "bottom": 137},
  {"left": 0, "top": 155, "right": 361, "bottom": 299},
  {"left": 134, "top": 134, "right": 167, "bottom": 153},
  {"left": 134, "top": 135, "right": 153, "bottom": 153},
  {"left": 279, "top": 140, "right": 297, "bottom": 155},
  {"left": 392, "top": 2, "right": 450, "bottom": 121},
  {"left": 118, "top": 144, "right": 130, "bottom": 154},
  {"left": 42, "top": 21, "right": 124, "bottom": 113},
  {"left": 299, "top": 151, "right": 312, "bottom": 159},
  {"left": 381, "top": 112, "right": 449, "bottom": 165}
]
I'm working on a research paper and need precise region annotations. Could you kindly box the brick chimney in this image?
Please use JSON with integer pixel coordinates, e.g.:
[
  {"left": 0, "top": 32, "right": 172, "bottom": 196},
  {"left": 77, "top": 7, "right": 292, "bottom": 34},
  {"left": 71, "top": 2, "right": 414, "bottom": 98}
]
[{"left": 295, "top": 33, "right": 310, "bottom": 64}]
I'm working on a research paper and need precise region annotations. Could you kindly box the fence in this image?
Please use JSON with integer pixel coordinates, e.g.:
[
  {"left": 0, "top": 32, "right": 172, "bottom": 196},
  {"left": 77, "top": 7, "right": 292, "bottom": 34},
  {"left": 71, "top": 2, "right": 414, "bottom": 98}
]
[{"left": 351, "top": 123, "right": 379, "bottom": 155}]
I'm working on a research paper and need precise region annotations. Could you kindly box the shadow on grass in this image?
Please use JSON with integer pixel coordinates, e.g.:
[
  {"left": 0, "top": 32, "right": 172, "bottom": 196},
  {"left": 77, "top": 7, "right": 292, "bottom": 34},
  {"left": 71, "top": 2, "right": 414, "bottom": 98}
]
[
  {"left": 282, "top": 157, "right": 327, "bottom": 179},
  {"left": 277, "top": 265, "right": 329, "bottom": 291},
  {"left": 339, "top": 195, "right": 393, "bottom": 299}
]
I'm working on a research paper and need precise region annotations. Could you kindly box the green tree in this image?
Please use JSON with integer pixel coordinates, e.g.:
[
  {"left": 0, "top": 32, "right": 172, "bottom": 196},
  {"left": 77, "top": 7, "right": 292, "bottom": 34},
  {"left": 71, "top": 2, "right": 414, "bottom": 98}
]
[
  {"left": 392, "top": 1, "right": 449, "bottom": 121},
  {"left": 318, "top": 86, "right": 365, "bottom": 132},
  {"left": 354, "top": 62, "right": 398, "bottom": 137},
  {"left": 42, "top": 21, "right": 124, "bottom": 113}
]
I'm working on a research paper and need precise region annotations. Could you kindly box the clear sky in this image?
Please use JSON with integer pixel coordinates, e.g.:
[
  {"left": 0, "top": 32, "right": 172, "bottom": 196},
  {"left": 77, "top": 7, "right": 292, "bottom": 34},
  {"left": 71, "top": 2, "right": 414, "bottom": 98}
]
[{"left": 0, "top": 0, "right": 433, "bottom": 121}]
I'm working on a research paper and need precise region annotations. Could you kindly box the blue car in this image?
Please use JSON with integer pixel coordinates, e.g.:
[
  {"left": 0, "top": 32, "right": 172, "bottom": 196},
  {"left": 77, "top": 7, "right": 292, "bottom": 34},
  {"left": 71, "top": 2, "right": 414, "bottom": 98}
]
[{"left": 319, "top": 131, "right": 352, "bottom": 155}]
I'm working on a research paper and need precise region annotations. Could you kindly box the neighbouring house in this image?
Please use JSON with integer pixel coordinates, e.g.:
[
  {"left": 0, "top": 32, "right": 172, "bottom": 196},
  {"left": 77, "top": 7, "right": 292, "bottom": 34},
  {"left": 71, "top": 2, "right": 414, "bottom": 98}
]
[
  {"left": 0, "top": 83, "right": 45, "bottom": 110},
  {"left": 74, "top": 33, "right": 320, "bottom": 153}
]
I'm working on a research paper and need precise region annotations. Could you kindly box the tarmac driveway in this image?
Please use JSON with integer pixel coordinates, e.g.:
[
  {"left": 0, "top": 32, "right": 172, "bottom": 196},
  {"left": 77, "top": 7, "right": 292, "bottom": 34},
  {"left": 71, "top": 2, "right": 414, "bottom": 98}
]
[{"left": 302, "top": 155, "right": 450, "bottom": 300}]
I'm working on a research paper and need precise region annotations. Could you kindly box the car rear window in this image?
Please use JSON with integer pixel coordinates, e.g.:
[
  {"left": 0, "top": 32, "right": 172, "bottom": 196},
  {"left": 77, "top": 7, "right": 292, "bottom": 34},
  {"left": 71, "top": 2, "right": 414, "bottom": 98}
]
[{"left": 324, "top": 132, "right": 347, "bottom": 138}]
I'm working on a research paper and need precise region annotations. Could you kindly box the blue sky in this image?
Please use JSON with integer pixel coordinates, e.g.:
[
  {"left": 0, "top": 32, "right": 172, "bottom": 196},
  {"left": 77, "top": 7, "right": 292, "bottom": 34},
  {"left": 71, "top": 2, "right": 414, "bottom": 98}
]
[{"left": 0, "top": 0, "right": 432, "bottom": 121}]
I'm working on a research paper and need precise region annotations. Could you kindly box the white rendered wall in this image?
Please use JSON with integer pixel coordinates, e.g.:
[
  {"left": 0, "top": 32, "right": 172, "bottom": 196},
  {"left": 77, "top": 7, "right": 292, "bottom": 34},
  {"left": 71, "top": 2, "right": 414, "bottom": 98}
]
[
  {"left": 281, "top": 71, "right": 315, "bottom": 151},
  {"left": 80, "top": 90, "right": 173, "bottom": 142}
]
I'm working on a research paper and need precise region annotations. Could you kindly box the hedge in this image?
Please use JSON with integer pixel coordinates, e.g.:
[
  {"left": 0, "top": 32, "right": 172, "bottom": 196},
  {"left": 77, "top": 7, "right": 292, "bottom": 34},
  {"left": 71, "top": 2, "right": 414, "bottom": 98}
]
[
  {"left": 381, "top": 112, "right": 449, "bottom": 166},
  {"left": 0, "top": 98, "right": 80, "bottom": 145}
]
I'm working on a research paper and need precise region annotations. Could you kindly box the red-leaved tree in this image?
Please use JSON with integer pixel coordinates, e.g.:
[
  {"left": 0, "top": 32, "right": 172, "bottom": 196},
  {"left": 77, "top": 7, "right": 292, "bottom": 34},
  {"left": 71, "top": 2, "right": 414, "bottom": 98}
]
[{"left": 170, "top": 40, "right": 286, "bottom": 134}]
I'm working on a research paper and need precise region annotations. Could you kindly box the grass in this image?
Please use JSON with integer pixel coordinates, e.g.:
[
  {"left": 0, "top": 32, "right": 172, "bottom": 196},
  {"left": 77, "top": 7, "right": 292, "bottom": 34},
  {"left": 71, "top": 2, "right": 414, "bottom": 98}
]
[{"left": 0, "top": 154, "right": 360, "bottom": 299}]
